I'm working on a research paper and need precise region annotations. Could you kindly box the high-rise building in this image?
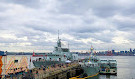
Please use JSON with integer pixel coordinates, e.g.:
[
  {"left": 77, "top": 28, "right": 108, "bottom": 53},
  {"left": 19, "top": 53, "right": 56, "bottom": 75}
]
[
  {"left": 130, "top": 48, "right": 132, "bottom": 53},
  {"left": 133, "top": 49, "right": 135, "bottom": 54},
  {"left": 125, "top": 51, "right": 127, "bottom": 53},
  {"left": 112, "top": 50, "right": 115, "bottom": 54},
  {"left": 120, "top": 51, "right": 124, "bottom": 54}
]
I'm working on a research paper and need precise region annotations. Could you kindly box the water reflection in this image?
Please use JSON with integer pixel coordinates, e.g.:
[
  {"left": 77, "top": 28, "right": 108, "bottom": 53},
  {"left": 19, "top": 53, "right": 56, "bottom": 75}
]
[{"left": 106, "top": 75, "right": 110, "bottom": 79}]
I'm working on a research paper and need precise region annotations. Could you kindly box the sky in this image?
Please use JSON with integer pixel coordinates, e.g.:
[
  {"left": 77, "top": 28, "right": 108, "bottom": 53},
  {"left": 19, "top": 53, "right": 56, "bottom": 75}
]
[{"left": 0, "top": 0, "right": 135, "bottom": 52}]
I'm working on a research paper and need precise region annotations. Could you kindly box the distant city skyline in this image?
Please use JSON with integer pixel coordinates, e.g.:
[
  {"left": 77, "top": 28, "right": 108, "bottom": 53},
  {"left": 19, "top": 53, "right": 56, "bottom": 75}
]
[
  {"left": 96, "top": 48, "right": 135, "bottom": 56},
  {"left": 0, "top": 0, "right": 135, "bottom": 52}
]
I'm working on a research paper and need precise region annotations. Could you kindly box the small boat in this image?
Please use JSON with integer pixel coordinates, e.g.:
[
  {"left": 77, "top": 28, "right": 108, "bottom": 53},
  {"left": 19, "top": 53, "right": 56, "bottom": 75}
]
[
  {"left": 99, "top": 59, "right": 117, "bottom": 75},
  {"left": 108, "top": 60, "right": 117, "bottom": 75}
]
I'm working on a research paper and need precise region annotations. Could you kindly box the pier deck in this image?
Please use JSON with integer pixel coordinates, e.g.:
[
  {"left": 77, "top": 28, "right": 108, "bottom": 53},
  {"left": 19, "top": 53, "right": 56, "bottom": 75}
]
[{"left": 5, "top": 62, "right": 83, "bottom": 79}]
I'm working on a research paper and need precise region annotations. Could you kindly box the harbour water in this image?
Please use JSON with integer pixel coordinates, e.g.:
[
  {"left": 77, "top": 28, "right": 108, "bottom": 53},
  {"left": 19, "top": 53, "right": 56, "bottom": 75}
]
[{"left": 25, "top": 55, "right": 135, "bottom": 79}]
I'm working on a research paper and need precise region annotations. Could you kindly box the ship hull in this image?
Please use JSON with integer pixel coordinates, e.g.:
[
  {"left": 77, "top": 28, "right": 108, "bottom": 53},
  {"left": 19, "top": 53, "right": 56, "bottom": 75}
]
[{"left": 81, "top": 66, "right": 99, "bottom": 79}]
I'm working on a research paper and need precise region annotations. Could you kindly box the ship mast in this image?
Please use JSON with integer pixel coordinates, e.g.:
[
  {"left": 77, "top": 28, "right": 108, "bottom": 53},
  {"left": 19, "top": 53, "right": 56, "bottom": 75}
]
[
  {"left": 57, "top": 30, "right": 61, "bottom": 47},
  {"left": 68, "top": 43, "right": 70, "bottom": 52},
  {"left": 58, "top": 30, "right": 59, "bottom": 40},
  {"left": 89, "top": 44, "right": 94, "bottom": 60},
  {"left": 90, "top": 45, "right": 94, "bottom": 54}
]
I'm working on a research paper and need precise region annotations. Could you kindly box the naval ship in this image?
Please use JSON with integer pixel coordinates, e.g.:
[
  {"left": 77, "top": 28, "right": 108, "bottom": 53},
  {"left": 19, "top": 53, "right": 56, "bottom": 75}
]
[
  {"left": 32, "top": 32, "right": 100, "bottom": 78},
  {"left": 32, "top": 33, "right": 78, "bottom": 67},
  {"left": 79, "top": 46, "right": 100, "bottom": 79}
]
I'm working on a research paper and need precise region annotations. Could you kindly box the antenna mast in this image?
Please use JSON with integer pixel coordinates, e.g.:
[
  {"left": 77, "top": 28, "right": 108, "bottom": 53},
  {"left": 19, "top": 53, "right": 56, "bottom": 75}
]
[
  {"left": 68, "top": 43, "right": 69, "bottom": 49},
  {"left": 58, "top": 30, "right": 59, "bottom": 40}
]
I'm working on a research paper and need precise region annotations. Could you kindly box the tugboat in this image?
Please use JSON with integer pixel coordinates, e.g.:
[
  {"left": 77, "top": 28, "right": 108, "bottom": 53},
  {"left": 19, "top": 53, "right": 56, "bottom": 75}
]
[
  {"left": 79, "top": 45, "right": 100, "bottom": 79},
  {"left": 99, "top": 59, "right": 117, "bottom": 75},
  {"left": 32, "top": 32, "right": 78, "bottom": 67},
  {"left": 109, "top": 59, "right": 117, "bottom": 75}
]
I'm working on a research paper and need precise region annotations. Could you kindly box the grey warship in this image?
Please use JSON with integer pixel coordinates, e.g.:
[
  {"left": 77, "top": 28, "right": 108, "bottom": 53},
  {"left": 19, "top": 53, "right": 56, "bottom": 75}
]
[{"left": 32, "top": 33, "right": 78, "bottom": 67}]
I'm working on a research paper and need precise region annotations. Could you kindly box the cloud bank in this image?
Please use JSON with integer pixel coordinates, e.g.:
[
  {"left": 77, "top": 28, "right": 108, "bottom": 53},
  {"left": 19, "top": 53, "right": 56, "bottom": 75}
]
[{"left": 0, "top": 0, "right": 135, "bottom": 52}]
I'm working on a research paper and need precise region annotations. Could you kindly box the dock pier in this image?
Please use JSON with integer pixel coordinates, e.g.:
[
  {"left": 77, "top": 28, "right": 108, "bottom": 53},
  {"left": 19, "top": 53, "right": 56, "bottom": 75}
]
[
  {"left": 34, "top": 63, "right": 83, "bottom": 79},
  {"left": 5, "top": 62, "right": 83, "bottom": 79}
]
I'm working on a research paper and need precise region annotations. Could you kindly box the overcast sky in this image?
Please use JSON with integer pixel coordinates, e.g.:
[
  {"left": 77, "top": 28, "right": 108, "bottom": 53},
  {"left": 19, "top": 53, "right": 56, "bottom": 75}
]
[{"left": 0, "top": 0, "right": 135, "bottom": 52}]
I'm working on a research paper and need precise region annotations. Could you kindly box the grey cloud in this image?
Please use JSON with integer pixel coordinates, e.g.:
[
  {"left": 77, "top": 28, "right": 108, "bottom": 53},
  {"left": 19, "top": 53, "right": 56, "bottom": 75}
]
[
  {"left": 120, "top": 8, "right": 135, "bottom": 16},
  {"left": 70, "top": 30, "right": 114, "bottom": 43},
  {"left": 0, "top": 0, "right": 135, "bottom": 52},
  {"left": 1, "top": 0, "right": 41, "bottom": 8},
  {"left": 59, "top": 0, "right": 120, "bottom": 17},
  {"left": 112, "top": 17, "right": 135, "bottom": 31}
]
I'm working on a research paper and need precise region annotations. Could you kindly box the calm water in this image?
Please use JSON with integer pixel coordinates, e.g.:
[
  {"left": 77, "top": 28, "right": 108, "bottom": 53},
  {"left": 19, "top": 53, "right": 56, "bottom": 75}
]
[{"left": 26, "top": 56, "right": 135, "bottom": 79}]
